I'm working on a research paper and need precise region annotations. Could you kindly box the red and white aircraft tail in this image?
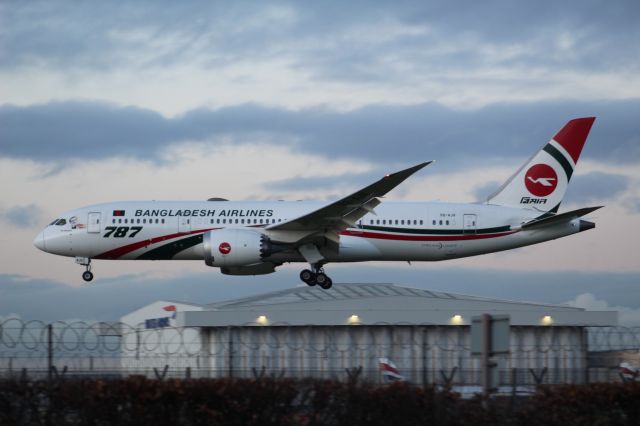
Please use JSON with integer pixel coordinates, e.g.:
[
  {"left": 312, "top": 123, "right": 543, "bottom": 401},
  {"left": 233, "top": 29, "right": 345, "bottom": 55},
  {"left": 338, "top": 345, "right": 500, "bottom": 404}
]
[
  {"left": 379, "top": 357, "right": 405, "bottom": 382},
  {"left": 487, "top": 117, "right": 596, "bottom": 213}
]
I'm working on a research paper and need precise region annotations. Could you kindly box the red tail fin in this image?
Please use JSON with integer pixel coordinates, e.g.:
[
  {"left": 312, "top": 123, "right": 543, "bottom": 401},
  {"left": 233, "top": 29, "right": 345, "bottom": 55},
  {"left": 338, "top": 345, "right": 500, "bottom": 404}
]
[{"left": 552, "top": 117, "right": 595, "bottom": 164}]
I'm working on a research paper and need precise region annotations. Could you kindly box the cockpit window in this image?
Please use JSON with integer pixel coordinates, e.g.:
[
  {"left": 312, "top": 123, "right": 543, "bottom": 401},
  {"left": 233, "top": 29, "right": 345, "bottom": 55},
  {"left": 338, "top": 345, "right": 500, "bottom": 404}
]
[
  {"left": 49, "top": 219, "right": 59, "bottom": 226},
  {"left": 55, "top": 219, "right": 67, "bottom": 226}
]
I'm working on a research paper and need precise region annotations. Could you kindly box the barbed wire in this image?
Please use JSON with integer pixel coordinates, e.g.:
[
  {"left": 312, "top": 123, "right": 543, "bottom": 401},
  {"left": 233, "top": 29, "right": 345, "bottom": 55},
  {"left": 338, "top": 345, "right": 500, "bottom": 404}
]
[{"left": 1, "top": 318, "right": 639, "bottom": 359}]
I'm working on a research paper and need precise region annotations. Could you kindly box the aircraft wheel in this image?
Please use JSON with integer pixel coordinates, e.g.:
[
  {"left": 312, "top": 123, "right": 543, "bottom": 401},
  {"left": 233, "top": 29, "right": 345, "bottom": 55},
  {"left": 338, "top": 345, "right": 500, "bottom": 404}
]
[
  {"left": 300, "top": 269, "right": 316, "bottom": 286},
  {"left": 82, "top": 271, "right": 94, "bottom": 282},
  {"left": 319, "top": 276, "right": 332, "bottom": 290},
  {"left": 315, "top": 273, "right": 329, "bottom": 288}
]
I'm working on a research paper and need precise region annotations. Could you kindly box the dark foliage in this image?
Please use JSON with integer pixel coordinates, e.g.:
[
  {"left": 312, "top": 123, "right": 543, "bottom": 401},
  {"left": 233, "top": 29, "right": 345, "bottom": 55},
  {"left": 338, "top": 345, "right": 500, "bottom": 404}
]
[{"left": 1, "top": 378, "right": 639, "bottom": 426}]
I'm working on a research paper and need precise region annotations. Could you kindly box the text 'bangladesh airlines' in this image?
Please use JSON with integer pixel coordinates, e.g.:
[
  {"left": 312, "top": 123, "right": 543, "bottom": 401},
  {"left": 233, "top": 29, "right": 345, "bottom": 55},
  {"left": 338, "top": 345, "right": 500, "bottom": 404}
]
[{"left": 34, "top": 118, "right": 601, "bottom": 289}]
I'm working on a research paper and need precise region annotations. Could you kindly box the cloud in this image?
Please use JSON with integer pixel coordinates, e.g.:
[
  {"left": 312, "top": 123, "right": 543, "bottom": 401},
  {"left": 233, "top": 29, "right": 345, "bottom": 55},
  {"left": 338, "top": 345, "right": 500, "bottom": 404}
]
[
  {"left": 2, "top": 99, "right": 639, "bottom": 168},
  {"left": 3, "top": 1, "right": 639, "bottom": 79},
  {"left": 567, "top": 293, "right": 640, "bottom": 327},
  {"left": 0, "top": 272, "right": 296, "bottom": 321},
  {"left": 265, "top": 170, "right": 381, "bottom": 192},
  {"left": 472, "top": 181, "right": 501, "bottom": 202},
  {"left": 0, "top": 204, "right": 44, "bottom": 228},
  {"left": 624, "top": 198, "right": 640, "bottom": 213},
  {"left": 563, "top": 171, "right": 630, "bottom": 205}
]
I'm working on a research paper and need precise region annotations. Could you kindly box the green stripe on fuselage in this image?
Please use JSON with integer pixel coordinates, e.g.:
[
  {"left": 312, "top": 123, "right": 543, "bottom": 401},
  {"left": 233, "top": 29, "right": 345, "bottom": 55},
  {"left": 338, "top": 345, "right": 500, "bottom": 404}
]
[{"left": 137, "top": 234, "right": 204, "bottom": 260}]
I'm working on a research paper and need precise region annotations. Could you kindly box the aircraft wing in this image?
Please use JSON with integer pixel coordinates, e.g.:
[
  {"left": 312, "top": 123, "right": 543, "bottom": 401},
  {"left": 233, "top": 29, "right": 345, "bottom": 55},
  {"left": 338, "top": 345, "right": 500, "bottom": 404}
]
[{"left": 266, "top": 162, "right": 432, "bottom": 243}]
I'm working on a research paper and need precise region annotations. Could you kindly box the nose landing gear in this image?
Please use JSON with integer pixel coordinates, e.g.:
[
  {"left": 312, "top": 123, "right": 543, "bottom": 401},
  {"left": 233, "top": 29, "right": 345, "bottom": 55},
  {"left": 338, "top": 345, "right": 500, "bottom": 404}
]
[
  {"left": 300, "top": 265, "right": 332, "bottom": 290},
  {"left": 76, "top": 257, "right": 93, "bottom": 282},
  {"left": 82, "top": 270, "right": 94, "bottom": 282}
]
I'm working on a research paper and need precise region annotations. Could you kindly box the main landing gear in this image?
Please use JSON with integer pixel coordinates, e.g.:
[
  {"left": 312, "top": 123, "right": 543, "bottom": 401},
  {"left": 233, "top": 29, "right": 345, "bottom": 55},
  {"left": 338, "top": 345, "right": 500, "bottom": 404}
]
[
  {"left": 76, "top": 257, "right": 94, "bottom": 282},
  {"left": 300, "top": 265, "right": 333, "bottom": 290}
]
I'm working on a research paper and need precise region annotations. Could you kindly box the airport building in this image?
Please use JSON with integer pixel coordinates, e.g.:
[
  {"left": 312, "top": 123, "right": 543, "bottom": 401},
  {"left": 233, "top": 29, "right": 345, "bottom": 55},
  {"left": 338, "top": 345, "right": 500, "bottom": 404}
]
[{"left": 119, "top": 283, "right": 617, "bottom": 384}]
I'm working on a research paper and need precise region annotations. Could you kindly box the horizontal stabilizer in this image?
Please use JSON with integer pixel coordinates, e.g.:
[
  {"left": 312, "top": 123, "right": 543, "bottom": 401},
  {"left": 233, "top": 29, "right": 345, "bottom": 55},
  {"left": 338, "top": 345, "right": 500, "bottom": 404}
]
[{"left": 521, "top": 206, "right": 603, "bottom": 230}]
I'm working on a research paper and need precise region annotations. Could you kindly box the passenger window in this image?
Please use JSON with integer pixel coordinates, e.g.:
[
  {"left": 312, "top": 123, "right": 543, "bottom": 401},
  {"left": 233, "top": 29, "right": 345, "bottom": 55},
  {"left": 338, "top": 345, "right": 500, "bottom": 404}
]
[
  {"left": 241, "top": 219, "right": 245, "bottom": 224},
  {"left": 439, "top": 220, "right": 443, "bottom": 225},
  {"left": 118, "top": 219, "right": 122, "bottom": 224},
  {"left": 446, "top": 220, "right": 449, "bottom": 225},
  {"left": 124, "top": 219, "right": 128, "bottom": 224},
  {"left": 161, "top": 219, "right": 165, "bottom": 224},
  {"left": 432, "top": 220, "right": 436, "bottom": 225},
  {"left": 419, "top": 220, "right": 423, "bottom": 225},
  {"left": 155, "top": 219, "right": 159, "bottom": 224},
  {"left": 112, "top": 219, "right": 116, "bottom": 224},
  {"left": 401, "top": 220, "right": 405, "bottom": 225}
]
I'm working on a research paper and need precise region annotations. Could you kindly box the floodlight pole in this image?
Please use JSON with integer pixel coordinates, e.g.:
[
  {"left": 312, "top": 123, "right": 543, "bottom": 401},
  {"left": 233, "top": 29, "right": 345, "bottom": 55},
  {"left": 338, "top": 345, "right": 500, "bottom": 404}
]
[{"left": 481, "top": 313, "right": 491, "bottom": 400}]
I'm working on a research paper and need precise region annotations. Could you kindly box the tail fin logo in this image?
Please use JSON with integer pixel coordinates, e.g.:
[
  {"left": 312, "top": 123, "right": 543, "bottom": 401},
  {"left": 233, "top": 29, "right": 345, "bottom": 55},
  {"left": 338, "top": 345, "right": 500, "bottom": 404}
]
[
  {"left": 525, "top": 164, "right": 558, "bottom": 196},
  {"left": 527, "top": 177, "right": 555, "bottom": 187}
]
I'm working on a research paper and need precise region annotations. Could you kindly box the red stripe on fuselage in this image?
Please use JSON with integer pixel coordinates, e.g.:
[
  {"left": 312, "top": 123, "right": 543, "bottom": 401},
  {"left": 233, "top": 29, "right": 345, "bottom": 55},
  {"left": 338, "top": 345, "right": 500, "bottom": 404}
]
[
  {"left": 340, "top": 230, "right": 517, "bottom": 241},
  {"left": 96, "top": 227, "right": 516, "bottom": 259},
  {"left": 95, "top": 228, "right": 221, "bottom": 259}
]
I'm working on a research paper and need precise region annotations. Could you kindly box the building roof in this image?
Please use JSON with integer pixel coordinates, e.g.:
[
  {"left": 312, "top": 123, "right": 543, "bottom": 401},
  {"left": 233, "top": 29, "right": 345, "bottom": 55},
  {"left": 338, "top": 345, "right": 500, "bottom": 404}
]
[
  {"left": 176, "top": 283, "right": 617, "bottom": 328},
  {"left": 205, "top": 283, "right": 581, "bottom": 310}
]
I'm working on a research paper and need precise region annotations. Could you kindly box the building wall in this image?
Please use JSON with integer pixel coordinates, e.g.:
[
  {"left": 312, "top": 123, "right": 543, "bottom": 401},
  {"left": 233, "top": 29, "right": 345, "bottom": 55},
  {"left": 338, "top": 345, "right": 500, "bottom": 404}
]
[
  {"left": 119, "top": 324, "right": 588, "bottom": 383},
  {"left": 196, "top": 325, "right": 587, "bottom": 384}
]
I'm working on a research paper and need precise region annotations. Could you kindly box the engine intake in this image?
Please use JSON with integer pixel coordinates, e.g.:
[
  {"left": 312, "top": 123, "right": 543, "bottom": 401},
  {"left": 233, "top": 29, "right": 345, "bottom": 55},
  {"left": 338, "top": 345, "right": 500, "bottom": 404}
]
[{"left": 203, "top": 229, "right": 272, "bottom": 268}]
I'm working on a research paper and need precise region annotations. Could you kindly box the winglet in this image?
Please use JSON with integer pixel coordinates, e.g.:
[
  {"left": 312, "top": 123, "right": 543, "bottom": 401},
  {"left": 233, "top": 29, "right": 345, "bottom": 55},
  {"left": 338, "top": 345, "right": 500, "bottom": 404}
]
[{"left": 384, "top": 161, "right": 433, "bottom": 183}]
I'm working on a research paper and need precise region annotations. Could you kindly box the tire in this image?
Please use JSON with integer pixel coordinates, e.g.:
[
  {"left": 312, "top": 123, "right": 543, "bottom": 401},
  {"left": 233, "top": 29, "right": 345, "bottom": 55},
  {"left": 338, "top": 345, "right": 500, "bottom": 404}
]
[
  {"left": 82, "top": 271, "right": 94, "bottom": 282},
  {"left": 300, "top": 269, "right": 316, "bottom": 285},
  {"left": 320, "top": 277, "right": 333, "bottom": 290},
  {"left": 315, "top": 273, "right": 327, "bottom": 286}
]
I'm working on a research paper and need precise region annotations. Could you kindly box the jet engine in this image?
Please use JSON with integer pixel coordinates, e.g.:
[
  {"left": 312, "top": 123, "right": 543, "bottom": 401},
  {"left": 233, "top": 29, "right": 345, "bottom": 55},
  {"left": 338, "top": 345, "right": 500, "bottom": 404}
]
[{"left": 203, "top": 229, "right": 273, "bottom": 268}]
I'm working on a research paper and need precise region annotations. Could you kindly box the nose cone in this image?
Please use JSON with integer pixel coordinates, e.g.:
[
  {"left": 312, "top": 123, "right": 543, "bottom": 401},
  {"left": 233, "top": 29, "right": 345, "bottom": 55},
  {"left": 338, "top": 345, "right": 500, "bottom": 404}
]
[{"left": 33, "top": 230, "right": 46, "bottom": 252}]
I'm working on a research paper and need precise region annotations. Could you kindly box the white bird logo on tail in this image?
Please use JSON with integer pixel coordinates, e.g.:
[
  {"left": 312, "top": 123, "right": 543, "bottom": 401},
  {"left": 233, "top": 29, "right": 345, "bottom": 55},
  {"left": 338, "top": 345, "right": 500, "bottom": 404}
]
[{"left": 527, "top": 176, "right": 556, "bottom": 187}]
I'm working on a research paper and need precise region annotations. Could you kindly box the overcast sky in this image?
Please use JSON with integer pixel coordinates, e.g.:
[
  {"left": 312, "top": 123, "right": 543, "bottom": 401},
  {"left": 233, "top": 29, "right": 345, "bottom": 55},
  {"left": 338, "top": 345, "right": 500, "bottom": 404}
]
[{"left": 1, "top": 0, "right": 639, "bottom": 323}]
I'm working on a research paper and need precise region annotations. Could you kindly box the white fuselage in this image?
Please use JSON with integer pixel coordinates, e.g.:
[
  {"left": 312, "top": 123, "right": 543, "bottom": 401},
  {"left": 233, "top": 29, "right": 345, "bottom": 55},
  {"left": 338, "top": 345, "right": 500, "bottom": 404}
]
[{"left": 35, "top": 200, "right": 583, "bottom": 264}]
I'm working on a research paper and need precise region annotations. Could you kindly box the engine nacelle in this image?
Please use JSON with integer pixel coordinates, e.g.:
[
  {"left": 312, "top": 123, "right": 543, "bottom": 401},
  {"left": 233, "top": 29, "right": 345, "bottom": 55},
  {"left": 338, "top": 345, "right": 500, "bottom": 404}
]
[{"left": 203, "top": 229, "right": 272, "bottom": 268}]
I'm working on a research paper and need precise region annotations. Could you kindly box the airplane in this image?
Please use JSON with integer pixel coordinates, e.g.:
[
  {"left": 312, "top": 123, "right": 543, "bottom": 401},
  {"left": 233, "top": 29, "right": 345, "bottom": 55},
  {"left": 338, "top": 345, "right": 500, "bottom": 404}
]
[{"left": 34, "top": 117, "right": 601, "bottom": 289}]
